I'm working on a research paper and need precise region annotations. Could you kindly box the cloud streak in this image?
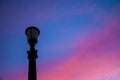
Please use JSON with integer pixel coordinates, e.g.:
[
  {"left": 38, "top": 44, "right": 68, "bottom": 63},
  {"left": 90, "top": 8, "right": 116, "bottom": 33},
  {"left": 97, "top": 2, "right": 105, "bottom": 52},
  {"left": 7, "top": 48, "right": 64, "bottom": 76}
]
[{"left": 37, "top": 8, "right": 120, "bottom": 80}]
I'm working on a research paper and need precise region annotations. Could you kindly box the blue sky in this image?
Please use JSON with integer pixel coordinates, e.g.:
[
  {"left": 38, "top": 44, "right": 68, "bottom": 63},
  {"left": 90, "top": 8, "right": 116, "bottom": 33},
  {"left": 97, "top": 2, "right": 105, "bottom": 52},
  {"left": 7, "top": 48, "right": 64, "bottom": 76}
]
[{"left": 0, "top": 0, "right": 120, "bottom": 80}]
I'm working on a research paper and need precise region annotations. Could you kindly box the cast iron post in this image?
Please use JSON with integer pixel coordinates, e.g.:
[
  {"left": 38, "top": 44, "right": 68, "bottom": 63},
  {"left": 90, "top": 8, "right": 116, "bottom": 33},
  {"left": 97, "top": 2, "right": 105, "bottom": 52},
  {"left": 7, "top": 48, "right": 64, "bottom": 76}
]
[{"left": 25, "top": 26, "right": 40, "bottom": 80}]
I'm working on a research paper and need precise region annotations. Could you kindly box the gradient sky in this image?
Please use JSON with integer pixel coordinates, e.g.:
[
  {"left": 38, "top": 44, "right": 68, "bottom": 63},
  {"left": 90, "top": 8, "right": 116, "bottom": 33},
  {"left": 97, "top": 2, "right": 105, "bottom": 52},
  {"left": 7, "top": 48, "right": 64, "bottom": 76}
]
[{"left": 0, "top": 0, "right": 120, "bottom": 80}]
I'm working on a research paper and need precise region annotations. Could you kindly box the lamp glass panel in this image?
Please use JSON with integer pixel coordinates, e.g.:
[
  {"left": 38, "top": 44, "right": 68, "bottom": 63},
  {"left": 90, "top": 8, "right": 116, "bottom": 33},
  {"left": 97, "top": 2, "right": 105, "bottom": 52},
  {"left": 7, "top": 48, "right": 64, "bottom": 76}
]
[{"left": 26, "top": 28, "right": 39, "bottom": 40}]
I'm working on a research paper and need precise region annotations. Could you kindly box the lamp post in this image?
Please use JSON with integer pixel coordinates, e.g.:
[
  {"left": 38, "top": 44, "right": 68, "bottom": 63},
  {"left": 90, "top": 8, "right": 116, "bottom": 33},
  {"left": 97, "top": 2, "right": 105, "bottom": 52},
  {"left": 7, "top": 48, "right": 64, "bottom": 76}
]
[{"left": 25, "top": 26, "right": 40, "bottom": 80}]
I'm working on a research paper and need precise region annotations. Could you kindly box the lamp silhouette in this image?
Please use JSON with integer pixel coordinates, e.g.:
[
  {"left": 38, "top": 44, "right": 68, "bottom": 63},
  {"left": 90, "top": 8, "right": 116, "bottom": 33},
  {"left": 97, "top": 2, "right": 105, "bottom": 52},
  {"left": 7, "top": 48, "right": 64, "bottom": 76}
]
[{"left": 25, "top": 26, "right": 40, "bottom": 80}]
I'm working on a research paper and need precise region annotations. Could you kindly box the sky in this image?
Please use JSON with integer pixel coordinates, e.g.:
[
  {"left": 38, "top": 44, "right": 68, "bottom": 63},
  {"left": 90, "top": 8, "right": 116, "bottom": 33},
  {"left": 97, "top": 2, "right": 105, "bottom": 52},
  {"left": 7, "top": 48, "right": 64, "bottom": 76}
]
[{"left": 0, "top": 0, "right": 120, "bottom": 80}]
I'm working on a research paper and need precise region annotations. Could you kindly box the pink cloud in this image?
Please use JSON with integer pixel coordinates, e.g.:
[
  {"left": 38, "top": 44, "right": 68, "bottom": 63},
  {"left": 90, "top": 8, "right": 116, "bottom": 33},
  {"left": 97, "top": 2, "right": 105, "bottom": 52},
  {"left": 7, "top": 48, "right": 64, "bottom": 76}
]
[
  {"left": 37, "top": 11, "right": 120, "bottom": 80},
  {"left": 38, "top": 50, "right": 120, "bottom": 80}
]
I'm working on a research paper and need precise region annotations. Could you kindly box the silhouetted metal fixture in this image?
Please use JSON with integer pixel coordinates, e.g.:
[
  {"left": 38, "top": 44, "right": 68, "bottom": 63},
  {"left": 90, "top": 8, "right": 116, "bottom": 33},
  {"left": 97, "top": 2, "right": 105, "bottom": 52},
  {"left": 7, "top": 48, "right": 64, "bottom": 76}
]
[{"left": 25, "top": 26, "right": 40, "bottom": 80}]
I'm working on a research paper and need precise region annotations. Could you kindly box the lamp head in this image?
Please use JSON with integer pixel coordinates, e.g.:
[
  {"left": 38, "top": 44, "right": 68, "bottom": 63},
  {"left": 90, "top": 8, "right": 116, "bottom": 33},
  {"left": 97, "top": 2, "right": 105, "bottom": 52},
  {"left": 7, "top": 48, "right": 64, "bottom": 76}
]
[{"left": 25, "top": 26, "right": 40, "bottom": 45}]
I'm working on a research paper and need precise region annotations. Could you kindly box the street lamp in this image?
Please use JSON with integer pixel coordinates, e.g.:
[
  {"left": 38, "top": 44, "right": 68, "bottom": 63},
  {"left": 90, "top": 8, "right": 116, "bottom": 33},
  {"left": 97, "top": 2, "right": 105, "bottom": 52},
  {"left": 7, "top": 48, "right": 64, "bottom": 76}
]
[{"left": 25, "top": 26, "right": 40, "bottom": 80}]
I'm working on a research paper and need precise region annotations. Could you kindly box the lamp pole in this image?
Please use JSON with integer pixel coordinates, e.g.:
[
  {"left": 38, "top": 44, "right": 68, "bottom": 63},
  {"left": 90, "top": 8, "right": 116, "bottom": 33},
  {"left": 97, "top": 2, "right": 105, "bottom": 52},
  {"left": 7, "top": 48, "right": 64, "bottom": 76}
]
[{"left": 25, "top": 26, "right": 40, "bottom": 80}]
